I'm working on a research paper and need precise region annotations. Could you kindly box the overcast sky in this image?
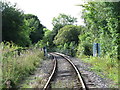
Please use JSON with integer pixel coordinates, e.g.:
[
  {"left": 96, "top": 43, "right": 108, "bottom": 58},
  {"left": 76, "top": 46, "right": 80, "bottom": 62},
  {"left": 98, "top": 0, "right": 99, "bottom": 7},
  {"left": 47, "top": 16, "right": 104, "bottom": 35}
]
[{"left": 6, "top": 0, "right": 85, "bottom": 30}]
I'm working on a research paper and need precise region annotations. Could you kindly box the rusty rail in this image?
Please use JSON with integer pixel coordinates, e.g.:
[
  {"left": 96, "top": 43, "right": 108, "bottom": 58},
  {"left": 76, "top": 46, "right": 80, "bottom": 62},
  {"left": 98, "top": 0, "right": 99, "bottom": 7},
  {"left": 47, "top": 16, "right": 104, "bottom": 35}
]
[{"left": 43, "top": 52, "right": 87, "bottom": 90}]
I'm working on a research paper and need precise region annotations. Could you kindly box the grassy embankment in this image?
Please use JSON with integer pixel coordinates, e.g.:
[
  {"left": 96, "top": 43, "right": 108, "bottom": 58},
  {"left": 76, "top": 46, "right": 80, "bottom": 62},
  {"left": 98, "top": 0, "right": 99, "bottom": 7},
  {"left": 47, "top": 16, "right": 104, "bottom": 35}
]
[
  {"left": 1, "top": 42, "right": 44, "bottom": 88},
  {"left": 78, "top": 55, "right": 118, "bottom": 87}
]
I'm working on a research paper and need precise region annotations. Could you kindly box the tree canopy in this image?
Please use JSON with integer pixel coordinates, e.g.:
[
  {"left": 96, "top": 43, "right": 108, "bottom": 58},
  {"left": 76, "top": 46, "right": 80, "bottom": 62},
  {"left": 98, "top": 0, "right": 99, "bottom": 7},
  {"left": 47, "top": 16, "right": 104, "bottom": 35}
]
[
  {"left": 52, "top": 13, "right": 77, "bottom": 26},
  {"left": 2, "top": 2, "right": 45, "bottom": 46},
  {"left": 24, "top": 14, "right": 45, "bottom": 43},
  {"left": 2, "top": 2, "right": 27, "bottom": 46},
  {"left": 54, "top": 25, "right": 81, "bottom": 45},
  {"left": 77, "top": 2, "right": 120, "bottom": 58},
  {"left": 52, "top": 13, "right": 77, "bottom": 39}
]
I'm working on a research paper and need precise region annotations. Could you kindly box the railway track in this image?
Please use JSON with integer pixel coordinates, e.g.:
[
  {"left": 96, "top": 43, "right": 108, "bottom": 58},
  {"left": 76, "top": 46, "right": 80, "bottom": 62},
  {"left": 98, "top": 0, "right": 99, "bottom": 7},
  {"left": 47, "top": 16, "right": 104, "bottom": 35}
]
[{"left": 43, "top": 52, "right": 88, "bottom": 90}]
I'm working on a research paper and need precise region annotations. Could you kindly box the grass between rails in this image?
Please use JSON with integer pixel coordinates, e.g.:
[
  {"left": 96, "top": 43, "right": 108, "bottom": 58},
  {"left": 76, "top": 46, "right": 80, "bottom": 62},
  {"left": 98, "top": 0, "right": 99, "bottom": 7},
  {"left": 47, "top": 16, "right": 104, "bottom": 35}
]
[
  {"left": 1, "top": 43, "right": 44, "bottom": 88},
  {"left": 78, "top": 55, "right": 119, "bottom": 87}
]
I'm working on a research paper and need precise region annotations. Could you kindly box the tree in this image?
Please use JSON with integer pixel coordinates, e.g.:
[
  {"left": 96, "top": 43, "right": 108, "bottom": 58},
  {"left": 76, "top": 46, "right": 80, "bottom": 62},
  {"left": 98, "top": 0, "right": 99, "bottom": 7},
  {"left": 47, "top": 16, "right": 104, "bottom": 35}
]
[
  {"left": 2, "top": 1, "right": 31, "bottom": 46},
  {"left": 52, "top": 13, "right": 77, "bottom": 26},
  {"left": 24, "top": 14, "right": 44, "bottom": 43},
  {"left": 53, "top": 25, "right": 81, "bottom": 45},
  {"left": 78, "top": 2, "right": 120, "bottom": 58},
  {"left": 52, "top": 13, "right": 77, "bottom": 39},
  {"left": 42, "top": 28, "right": 54, "bottom": 48}
]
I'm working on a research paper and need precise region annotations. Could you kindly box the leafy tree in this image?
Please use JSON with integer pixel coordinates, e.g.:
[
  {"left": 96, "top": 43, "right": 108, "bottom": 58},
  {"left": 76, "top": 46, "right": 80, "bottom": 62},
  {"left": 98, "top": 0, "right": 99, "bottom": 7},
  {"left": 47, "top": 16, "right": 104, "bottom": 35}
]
[
  {"left": 52, "top": 13, "right": 77, "bottom": 26},
  {"left": 24, "top": 14, "right": 44, "bottom": 43},
  {"left": 53, "top": 25, "right": 83, "bottom": 56},
  {"left": 2, "top": 1, "right": 32, "bottom": 46},
  {"left": 52, "top": 13, "right": 77, "bottom": 39},
  {"left": 2, "top": 1, "right": 45, "bottom": 46},
  {"left": 78, "top": 2, "right": 120, "bottom": 58},
  {"left": 43, "top": 28, "right": 54, "bottom": 47},
  {"left": 40, "top": 28, "right": 54, "bottom": 49},
  {"left": 54, "top": 25, "right": 81, "bottom": 45},
  {"left": 34, "top": 28, "right": 55, "bottom": 51}
]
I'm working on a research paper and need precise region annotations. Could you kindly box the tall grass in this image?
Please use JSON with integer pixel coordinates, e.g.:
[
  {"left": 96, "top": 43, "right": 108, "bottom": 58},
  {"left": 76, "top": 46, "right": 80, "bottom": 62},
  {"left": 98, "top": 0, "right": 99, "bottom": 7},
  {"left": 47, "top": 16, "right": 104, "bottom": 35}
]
[
  {"left": 1, "top": 42, "right": 44, "bottom": 88},
  {"left": 78, "top": 55, "right": 118, "bottom": 87}
]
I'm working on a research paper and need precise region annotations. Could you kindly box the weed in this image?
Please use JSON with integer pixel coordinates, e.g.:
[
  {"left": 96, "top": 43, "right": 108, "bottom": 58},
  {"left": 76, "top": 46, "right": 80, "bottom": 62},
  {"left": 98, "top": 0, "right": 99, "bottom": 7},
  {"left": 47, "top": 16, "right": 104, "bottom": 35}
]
[
  {"left": 1, "top": 42, "right": 44, "bottom": 88},
  {"left": 78, "top": 55, "right": 118, "bottom": 87}
]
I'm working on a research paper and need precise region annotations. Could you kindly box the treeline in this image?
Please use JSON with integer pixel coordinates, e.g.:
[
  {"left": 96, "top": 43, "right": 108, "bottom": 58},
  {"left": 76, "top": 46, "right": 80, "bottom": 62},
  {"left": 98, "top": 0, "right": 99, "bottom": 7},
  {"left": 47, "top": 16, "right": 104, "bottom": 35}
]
[
  {"left": 1, "top": 1, "right": 119, "bottom": 59},
  {"left": 38, "top": 2, "right": 119, "bottom": 84},
  {"left": 78, "top": 2, "right": 120, "bottom": 59},
  {"left": 37, "top": 13, "right": 80, "bottom": 56},
  {"left": 1, "top": 1, "right": 119, "bottom": 87},
  {"left": 2, "top": 1, "right": 45, "bottom": 47},
  {"left": 40, "top": 2, "right": 119, "bottom": 60},
  {"left": 1, "top": 1, "right": 45, "bottom": 88}
]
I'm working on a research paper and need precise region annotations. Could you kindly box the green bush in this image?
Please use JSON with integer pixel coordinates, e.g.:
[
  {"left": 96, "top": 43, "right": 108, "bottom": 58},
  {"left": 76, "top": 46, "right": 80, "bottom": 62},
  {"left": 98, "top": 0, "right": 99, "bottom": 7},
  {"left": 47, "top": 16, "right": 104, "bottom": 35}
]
[
  {"left": 78, "top": 55, "right": 118, "bottom": 86},
  {"left": 77, "top": 42, "right": 92, "bottom": 56},
  {"left": 55, "top": 42, "right": 77, "bottom": 57},
  {"left": 83, "top": 43, "right": 92, "bottom": 56},
  {"left": 1, "top": 42, "right": 44, "bottom": 88}
]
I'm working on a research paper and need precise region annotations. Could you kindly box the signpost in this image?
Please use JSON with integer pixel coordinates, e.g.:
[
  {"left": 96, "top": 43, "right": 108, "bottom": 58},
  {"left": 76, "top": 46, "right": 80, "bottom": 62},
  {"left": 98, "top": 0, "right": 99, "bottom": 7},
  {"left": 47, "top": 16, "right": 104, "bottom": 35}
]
[
  {"left": 43, "top": 46, "right": 47, "bottom": 56},
  {"left": 93, "top": 43, "right": 100, "bottom": 57}
]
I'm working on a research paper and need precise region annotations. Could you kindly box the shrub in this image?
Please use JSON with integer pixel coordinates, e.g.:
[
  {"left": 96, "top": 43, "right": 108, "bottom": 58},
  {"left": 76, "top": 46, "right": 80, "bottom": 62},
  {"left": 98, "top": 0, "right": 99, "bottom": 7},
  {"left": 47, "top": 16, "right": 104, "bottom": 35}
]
[
  {"left": 1, "top": 42, "right": 44, "bottom": 88},
  {"left": 77, "top": 42, "right": 92, "bottom": 56}
]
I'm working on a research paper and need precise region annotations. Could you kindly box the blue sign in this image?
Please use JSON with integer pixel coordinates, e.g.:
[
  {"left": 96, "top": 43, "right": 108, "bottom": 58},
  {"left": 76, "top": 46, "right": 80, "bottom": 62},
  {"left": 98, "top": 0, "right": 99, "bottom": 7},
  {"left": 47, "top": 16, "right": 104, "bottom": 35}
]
[{"left": 93, "top": 43, "right": 100, "bottom": 57}]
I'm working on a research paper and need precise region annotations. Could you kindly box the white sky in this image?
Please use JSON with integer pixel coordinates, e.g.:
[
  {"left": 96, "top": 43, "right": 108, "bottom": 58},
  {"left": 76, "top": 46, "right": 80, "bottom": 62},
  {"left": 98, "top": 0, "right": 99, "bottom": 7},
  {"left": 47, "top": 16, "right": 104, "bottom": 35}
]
[{"left": 6, "top": 0, "right": 85, "bottom": 30}]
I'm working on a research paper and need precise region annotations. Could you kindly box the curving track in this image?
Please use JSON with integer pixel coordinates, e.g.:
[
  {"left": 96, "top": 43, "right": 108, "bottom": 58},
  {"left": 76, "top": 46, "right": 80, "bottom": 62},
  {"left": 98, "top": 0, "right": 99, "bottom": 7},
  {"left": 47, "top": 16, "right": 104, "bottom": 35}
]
[{"left": 43, "top": 52, "right": 88, "bottom": 90}]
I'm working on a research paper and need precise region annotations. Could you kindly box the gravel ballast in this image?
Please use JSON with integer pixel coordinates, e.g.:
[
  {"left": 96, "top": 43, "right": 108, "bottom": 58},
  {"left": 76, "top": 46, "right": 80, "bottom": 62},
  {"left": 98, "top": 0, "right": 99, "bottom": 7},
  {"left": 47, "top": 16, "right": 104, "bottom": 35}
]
[
  {"left": 19, "top": 54, "right": 118, "bottom": 89},
  {"left": 69, "top": 57, "right": 118, "bottom": 89}
]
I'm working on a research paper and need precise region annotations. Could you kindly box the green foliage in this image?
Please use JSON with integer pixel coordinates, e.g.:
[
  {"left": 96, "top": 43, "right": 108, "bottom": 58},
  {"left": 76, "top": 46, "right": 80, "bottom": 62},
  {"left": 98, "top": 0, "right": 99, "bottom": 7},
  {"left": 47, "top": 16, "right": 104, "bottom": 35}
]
[
  {"left": 76, "top": 2, "right": 119, "bottom": 86},
  {"left": 34, "top": 28, "right": 55, "bottom": 51},
  {"left": 79, "top": 55, "right": 118, "bottom": 85},
  {"left": 77, "top": 42, "right": 92, "bottom": 56},
  {"left": 52, "top": 14, "right": 77, "bottom": 40},
  {"left": 53, "top": 25, "right": 82, "bottom": 56},
  {"left": 1, "top": 42, "right": 44, "bottom": 88},
  {"left": 77, "top": 2, "right": 119, "bottom": 59},
  {"left": 55, "top": 42, "right": 77, "bottom": 56},
  {"left": 54, "top": 25, "right": 81, "bottom": 45},
  {"left": 24, "top": 14, "right": 44, "bottom": 43},
  {"left": 77, "top": 27, "right": 93, "bottom": 56},
  {"left": 52, "top": 13, "right": 77, "bottom": 26},
  {"left": 2, "top": 1, "right": 31, "bottom": 46},
  {"left": 37, "top": 14, "right": 80, "bottom": 52},
  {"left": 42, "top": 28, "right": 54, "bottom": 48},
  {"left": 2, "top": 1, "right": 45, "bottom": 46}
]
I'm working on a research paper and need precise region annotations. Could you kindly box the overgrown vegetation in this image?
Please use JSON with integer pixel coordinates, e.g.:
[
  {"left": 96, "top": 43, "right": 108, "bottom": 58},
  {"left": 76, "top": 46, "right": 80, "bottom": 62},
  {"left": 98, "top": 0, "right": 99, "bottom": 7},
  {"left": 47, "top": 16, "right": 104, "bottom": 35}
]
[
  {"left": 1, "top": 42, "right": 44, "bottom": 88},
  {"left": 1, "top": 0, "right": 119, "bottom": 88},
  {"left": 77, "top": 2, "right": 119, "bottom": 59},
  {"left": 43, "top": 2, "right": 119, "bottom": 86},
  {"left": 76, "top": 2, "right": 119, "bottom": 86},
  {"left": 79, "top": 55, "right": 118, "bottom": 85},
  {"left": 2, "top": 1, "right": 44, "bottom": 47}
]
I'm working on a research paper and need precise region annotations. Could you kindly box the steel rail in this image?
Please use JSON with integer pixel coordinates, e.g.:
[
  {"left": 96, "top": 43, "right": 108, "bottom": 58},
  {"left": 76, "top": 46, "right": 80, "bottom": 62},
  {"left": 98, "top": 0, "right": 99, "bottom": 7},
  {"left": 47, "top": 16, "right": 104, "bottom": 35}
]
[
  {"left": 43, "top": 52, "right": 87, "bottom": 90},
  {"left": 43, "top": 54, "right": 57, "bottom": 90},
  {"left": 54, "top": 52, "right": 87, "bottom": 90}
]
